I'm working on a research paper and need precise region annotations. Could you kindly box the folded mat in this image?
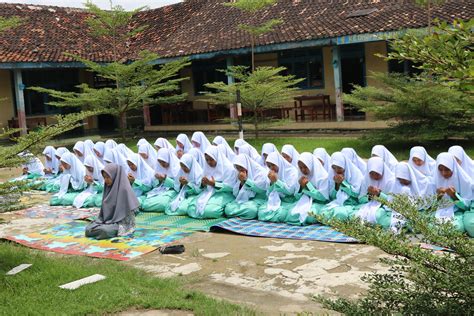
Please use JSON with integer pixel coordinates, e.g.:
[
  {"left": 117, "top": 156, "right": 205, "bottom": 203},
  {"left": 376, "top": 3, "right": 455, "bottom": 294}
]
[
  {"left": 135, "top": 212, "right": 227, "bottom": 232},
  {"left": 211, "top": 218, "right": 358, "bottom": 243},
  {"left": 4, "top": 221, "right": 193, "bottom": 261}
]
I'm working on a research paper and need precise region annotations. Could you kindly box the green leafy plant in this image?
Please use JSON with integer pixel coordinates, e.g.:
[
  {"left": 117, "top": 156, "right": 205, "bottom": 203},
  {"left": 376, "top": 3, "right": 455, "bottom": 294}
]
[
  {"left": 30, "top": 1, "right": 190, "bottom": 140},
  {"left": 314, "top": 194, "right": 474, "bottom": 315},
  {"left": 224, "top": 0, "right": 282, "bottom": 71},
  {"left": 203, "top": 66, "right": 302, "bottom": 138}
]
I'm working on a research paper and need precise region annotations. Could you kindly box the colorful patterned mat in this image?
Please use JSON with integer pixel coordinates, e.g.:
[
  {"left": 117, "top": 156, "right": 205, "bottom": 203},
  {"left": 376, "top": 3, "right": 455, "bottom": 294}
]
[
  {"left": 419, "top": 243, "right": 454, "bottom": 253},
  {"left": 14, "top": 205, "right": 99, "bottom": 220},
  {"left": 136, "top": 212, "right": 227, "bottom": 232},
  {"left": 4, "top": 221, "right": 193, "bottom": 261},
  {"left": 211, "top": 218, "right": 358, "bottom": 243}
]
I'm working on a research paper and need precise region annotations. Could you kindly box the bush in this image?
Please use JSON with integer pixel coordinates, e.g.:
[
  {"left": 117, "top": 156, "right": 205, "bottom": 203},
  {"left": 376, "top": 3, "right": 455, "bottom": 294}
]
[{"left": 314, "top": 194, "right": 474, "bottom": 315}]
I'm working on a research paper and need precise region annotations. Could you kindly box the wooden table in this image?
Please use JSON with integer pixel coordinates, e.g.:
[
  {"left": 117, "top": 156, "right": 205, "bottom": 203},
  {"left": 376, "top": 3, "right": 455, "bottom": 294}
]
[{"left": 293, "top": 95, "right": 332, "bottom": 121}]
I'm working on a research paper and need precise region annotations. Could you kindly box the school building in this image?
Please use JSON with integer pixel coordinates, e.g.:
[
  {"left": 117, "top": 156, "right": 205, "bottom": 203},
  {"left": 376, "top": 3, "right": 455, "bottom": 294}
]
[{"left": 0, "top": 0, "right": 472, "bottom": 135}]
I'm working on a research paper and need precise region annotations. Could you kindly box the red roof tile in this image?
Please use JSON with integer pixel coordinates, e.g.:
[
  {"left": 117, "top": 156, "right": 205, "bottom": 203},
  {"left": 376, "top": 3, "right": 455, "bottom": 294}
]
[{"left": 0, "top": 0, "right": 472, "bottom": 63}]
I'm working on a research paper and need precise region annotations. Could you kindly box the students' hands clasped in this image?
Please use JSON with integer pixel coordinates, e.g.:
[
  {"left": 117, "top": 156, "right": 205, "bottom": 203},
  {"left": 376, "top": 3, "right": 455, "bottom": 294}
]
[
  {"left": 179, "top": 176, "right": 188, "bottom": 186},
  {"left": 238, "top": 170, "right": 247, "bottom": 184},
  {"left": 299, "top": 176, "right": 309, "bottom": 188},
  {"left": 84, "top": 175, "right": 93, "bottom": 184},
  {"left": 44, "top": 168, "right": 52, "bottom": 174},
  {"left": 155, "top": 173, "right": 166, "bottom": 181},
  {"left": 128, "top": 173, "right": 135, "bottom": 183},
  {"left": 202, "top": 176, "right": 216, "bottom": 187},
  {"left": 268, "top": 170, "right": 278, "bottom": 184},
  {"left": 437, "top": 186, "right": 457, "bottom": 199},
  {"left": 368, "top": 185, "right": 381, "bottom": 197},
  {"left": 333, "top": 174, "right": 344, "bottom": 184}
]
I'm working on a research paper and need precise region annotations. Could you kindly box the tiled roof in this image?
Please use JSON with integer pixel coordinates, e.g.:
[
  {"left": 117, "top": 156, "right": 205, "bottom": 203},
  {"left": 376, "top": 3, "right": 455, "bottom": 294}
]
[{"left": 0, "top": 0, "right": 472, "bottom": 63}]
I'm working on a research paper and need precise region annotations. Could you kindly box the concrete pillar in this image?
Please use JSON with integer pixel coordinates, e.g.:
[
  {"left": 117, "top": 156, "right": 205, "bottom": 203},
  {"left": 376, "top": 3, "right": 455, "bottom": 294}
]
[
  {"left": 226, "top": 56, "right": 237, "bottom": 121},
  {"left": 331, "top": 46, "right": 344, "bottom": 122},
  {"left": 226, "top": 57, "right": 234, "bottom": 85},
  {"left": 13, "top": 69, "right": 27, "bottom": 135}
]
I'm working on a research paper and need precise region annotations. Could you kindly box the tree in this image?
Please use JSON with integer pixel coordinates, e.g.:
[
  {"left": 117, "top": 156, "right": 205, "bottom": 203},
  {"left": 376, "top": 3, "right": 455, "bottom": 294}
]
[
  {"left": 415, "top": 0, "right": 446, "bottom": 33},
  {"left": 383, "top": 18, "right": 473, "bottom": 90},
  {"left": 224, "top": 0, "right": 282, "bottom": 71},
  {"left": 0, "top": 16, "right": 99, "bottom": 212},
  {"left": 314, "top": 194, "right": 474, "bottom": 315},
  {"left": 0, "top": 111, "right": 99, "bottom": 212},
  {"left": 30, "top": 1, "right": 190, "bottom": 140},
  {"left": 345, "top": 73, "right": 473, "bottom": 142},
  {"left": 347, "top": 18, "right": 473, "bottom": 142},
  {"left": 203, "top": 66, "right": 302, "bottom": 138}
]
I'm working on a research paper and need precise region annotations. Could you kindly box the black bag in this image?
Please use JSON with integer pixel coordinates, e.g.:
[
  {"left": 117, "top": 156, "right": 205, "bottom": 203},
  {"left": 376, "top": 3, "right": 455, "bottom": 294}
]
[{"left": 159, "top": 244, "right": 185, "bottom": 254}]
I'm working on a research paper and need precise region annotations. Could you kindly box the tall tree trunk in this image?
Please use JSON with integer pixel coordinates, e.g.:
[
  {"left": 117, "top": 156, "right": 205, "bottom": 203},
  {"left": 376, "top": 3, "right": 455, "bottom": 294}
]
[
  {"left": 254, "top": 110, "right": 259, "bottom": 139},
  {"left": 427, "top": 0, "right": 432, "bottom": 34},
  {"left": 251, "top": 35, "right": 255, "bottom": 72},
  {"left": 119, "top": 112, "right": 127, "bottom": 141}
]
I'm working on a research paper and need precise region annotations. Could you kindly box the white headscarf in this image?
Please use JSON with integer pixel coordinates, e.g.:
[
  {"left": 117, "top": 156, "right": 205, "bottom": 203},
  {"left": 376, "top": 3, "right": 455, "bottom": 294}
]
[
  {"left": 313, "top": 148, "right": 331, "bottom": 173},
  {"left": 60, "top": 152, "right": 85, "bottom": 190},
  {"left": 234, "top": 139, "right": 259, "bottom": 159},
  {"left": 391, "top": 162, "right": 433, "bottom": 197},
  {"left": 138, "top": 142, "right": 158, "bottom": 170},
  {"left": 154, "top": 137, "right": 175, "bottom": 151},
  {"left": 298, "top": 152, "right": 329, "bottom": 200},
  {"left": 409, "top": 146, "right": 436, "bottom": 177},
  {"left": 203, "top": 145, "right": 237, "bottom": 187},
  {"left": 84, "top": 140, "right": 95, "bottom": 158},
  {"left": 341, "top": 148, "right": 367, "bottom": 174},
  {"left": 233, "top": 154, "right": 270, "bottom": 203},
  {"left": 237, "top": 143, "right": 261, "bottom": 163},
  {"left": 19, "top": 152, "right": 45, "bottom": 176},
  {"left": 83, "top": 154, "right": 104, "bottom": 183},
  {"left": 261, "top": 143, "right": 278, "bottom": 163},
  {"left": 175, "top": 153, "right": 204, "bottom": 191},
  {"left": 213, "top": 136, "right": 236, "bottom": 161},
  {"left": 265, "top": 151, "right": 299, "bottom": 195},
  {"left": 361, "top": 157, "right": 396, "bottom": 196},
  {"left": 329, "top": 152, "right": 364, "bottom": 196},
  {"left": 156, "top": 147, "right": 181, "bottom": 178},
  {"left": 73, "top": 141, "right": 87, "bottom": 162},
  {"left": 188, "top": 148, "right": 205, "bottom": 168},
  {"left": 105, "top": 139, "right": 118, "bottom": 150},
  {"left": 176, "top": 134, "right": 192, "bottom": 153},
  {"left": 42, "top": 146, "right": 59, "bottom": 174},
  {"left": 137, "top": 138, "right": 149, "bottom": 147},
  {"left": 435, "top": 152, "right": 474, "bottom": 202},
  {"left": 125, "top": 153, "right": 155, "bottom": 187},
  {"left": 103, "top": 148, "right": 129, "bottom": 172},
  {"left": 55, "top": 147, "right": 70, "bottom": 160},
  {"left": 448, "top": 145, "right": 474, "bottom": 179},
  {"left": 191, "top": 132, "right": 211, "bottom": 154},
  {"left": 371, "top": 145, "right": 398, "bottom": 171},
  {"left": 93, "top": 141, "right": 106, "bottom": 164},
  {"left": 117, "top": 143, "right": 134, "bottom": 158},
  {"left": 281, "top": 144, "right": 300, "bottom": 168}
]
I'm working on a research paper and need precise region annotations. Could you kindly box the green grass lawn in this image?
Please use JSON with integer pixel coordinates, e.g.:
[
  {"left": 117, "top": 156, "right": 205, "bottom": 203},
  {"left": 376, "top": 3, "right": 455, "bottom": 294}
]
[
  {"left": 0, "top": 242, "right": 254, "bottom": 315},
  {"left": 124, "top": 136, "right": 474, "bottom": 161}
]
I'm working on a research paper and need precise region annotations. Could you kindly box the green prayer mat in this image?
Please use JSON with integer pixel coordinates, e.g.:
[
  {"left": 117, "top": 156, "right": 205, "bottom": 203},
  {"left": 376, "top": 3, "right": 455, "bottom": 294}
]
[{"left": 135, "top": 212, "right": 227, "bottom": 232}]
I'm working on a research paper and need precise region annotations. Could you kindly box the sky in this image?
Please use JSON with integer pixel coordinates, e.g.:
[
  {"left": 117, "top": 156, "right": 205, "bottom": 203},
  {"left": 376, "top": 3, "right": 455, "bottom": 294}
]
[{"left": 1, "top": 0, "right": 182, "bottom": 10}]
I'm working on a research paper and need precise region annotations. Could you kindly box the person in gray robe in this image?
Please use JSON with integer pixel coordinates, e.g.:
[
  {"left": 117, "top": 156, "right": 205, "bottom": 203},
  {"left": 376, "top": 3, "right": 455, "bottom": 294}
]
[{"left": 85, "top": 163, "right": 140, "bottom": 240}]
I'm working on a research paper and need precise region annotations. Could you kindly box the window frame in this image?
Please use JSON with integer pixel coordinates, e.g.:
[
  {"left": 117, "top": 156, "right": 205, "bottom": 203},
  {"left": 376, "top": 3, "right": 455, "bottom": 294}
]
[{"left": 277, "top": 48, "right": 325, "bottom": 90}]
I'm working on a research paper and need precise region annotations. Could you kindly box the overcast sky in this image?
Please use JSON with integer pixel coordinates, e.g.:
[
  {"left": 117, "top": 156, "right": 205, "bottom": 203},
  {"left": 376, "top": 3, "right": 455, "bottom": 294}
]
[{"left": 1, "top": 0, "right": 182, "bottom": 10}]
